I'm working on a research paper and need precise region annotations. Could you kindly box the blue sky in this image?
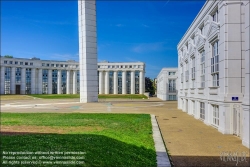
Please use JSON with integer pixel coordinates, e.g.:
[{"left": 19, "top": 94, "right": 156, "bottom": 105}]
[{"left": 1, "top": 0, "right": 206, "bottom": 78}]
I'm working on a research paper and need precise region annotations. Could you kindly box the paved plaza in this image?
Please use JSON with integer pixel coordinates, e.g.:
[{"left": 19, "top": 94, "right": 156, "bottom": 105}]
[{"left": 1, "top": 95, "right": 250, "bottom": 166}]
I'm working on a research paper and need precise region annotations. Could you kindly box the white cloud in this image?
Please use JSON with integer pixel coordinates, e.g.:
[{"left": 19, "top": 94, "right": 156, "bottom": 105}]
[
  {"left": 142, "top": 24, "right": 149, "bottom": 28},
  {"left": 115, "top": 24, "right": 124, "bottom": 27}
]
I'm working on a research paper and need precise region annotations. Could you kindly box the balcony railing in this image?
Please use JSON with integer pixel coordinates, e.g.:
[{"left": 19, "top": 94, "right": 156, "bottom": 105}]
[{"left": 169, "top": 89, "right": 176, "bottom": 93}]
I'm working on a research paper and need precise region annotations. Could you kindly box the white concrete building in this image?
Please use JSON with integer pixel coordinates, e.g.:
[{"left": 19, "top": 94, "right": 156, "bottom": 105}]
[
  {"left": 0, "top": 57, "right": 145, "bottom": 95},
  {"left": 157, "top": 68, "right": 178, "bottom": 101},
  {"left": 177, "top": 0, "right": 249, "bottom": 148}
]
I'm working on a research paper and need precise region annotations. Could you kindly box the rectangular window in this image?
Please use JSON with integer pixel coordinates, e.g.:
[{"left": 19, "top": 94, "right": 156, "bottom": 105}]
[
  {"left": 25, "top": 68, "right": 31, "bottom": 94},
  {"left": 200, "top": 50, "right": 205, "bottom": 88},
  {"left": 4, "top": 61, "right": 7, "bottom": 64},
  {"left": 135, "top": 71, "right": 140, "bottom": 94},
  {"left": 185, "top": 62, "right": 189, "bottom": 82},
  {"left": 185, "top": 70, "right": 189, "bottom": 82},
  {"left": 42, "top": 69, "right": 48, "bottom": 94},
  {"left": 4, "top": 67, "right": 11, "bottom": 94},
  {"left": 25, "top": 62, "right": 28, "bottom": 65},
  {"left": 15, "top": 61, "right": 18, "bottom": 65},
  {"left": 169, "top": 72, "right": 176, "bottom": 76},
  {"left": 200, "top": 26, "right": 204, "bottom": 35},
  {"left": 211, "top": 41, "right": 219, "bottom": 87},
  {"left": 169, "top": 79, "right": 176, "bottom": 93},
  {"left": 126, "top": 71, "right": 131, "bottom": 94},
  {"left": 109, "top": 71, "right": 114, "bottom": 94},
  {"left": 52, "top": 70, "right": 58, "bottom": 94},
  {"left": 169, "top": 95, "right": 173, "bottom": 100},
  {"left": 169, "top": 95, "right": 176, "bottom": 101},
  {"left": 212, "top": 105, "right": 219, "bottom": 127},
  {"left": 212, "top": 10, "right": 218, "bottom": 22},
  {"left": 16, "top": 67, "right": 21, "bottom": 84},
  {"left": 200, "top": 102, "right": 205, "bottom": 120},
  {"left": 20, "top": 62, "right": 23, "bottom": 65},
  {"left": 30, "top": 62, "right": 33, "bottom": 66},
  {"left": 118, "top": 71, "right": 122, "bottom": 94},
  {"left": 61, "top": 70, "right": 67, "bottom": 94},
  {"left": 191, "top": 58, "right": 195, "bottom": 80},
  {"left": 9, "top": 61, "right": 12, "bottom": 64},
  {"left": 42, "top": 63, "right": 45, "bottom": 66}
]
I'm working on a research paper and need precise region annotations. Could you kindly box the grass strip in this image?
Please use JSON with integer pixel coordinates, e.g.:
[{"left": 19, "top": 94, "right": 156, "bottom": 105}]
[{"left": 1, "top": 113, "right": 156, "bottom": 167}]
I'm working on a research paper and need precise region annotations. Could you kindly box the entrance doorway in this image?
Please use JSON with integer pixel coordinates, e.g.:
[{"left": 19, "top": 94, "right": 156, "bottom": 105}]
[
  {"left": 16, "top": 85, "right": 21, "bottom": 94},
  {"left": 233, "top": 104, "right": 241, "bottom": 137}
]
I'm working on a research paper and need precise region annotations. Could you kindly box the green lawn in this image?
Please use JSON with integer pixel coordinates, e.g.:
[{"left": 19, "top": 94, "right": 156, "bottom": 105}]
[
  {"left": 28, "top": 94, "right": 148, "bottom": 99},
  {"left": 1, "top": 113, "right": 156, "bottom": 167}
]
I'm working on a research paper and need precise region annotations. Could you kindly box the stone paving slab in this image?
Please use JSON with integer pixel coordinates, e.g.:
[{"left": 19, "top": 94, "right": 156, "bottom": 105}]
[{"left": 151, "top": 114, "right": 171, "bottom": 167}]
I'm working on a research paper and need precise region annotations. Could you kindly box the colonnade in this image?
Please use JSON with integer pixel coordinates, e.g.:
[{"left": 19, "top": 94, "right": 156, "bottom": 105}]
[
  {"left": 0, "top": 67, "right": 79, "bottom": 94},
  {"left": 98, "top": 70, "right": 145, "bottom": 94}
]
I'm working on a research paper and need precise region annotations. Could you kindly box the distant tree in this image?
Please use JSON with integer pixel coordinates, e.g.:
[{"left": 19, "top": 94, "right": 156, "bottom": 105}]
[
  {"left": 4, "top": 55, "right": 13, "bottom": 58},
  {"left": 145, "top": 77, "right": 155, "bottom": 95}
]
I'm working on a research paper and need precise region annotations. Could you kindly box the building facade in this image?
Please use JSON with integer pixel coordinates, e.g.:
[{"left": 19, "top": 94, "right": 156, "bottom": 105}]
[
  {"left": 0, "top": 57, "right": 145, "bottom": 95},
  {"left": 98, "top": 61, "right": 145, "bottom": 95},
  {"left": 177, "top": 0, "right": 249, "bottom": 148},
  {"left": 157, "top": 68, "right": 178, "bottom": 101}
]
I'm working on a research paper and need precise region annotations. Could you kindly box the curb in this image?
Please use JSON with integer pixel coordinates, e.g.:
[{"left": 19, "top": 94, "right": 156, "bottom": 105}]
[{"left": 151, "top": 114, "right": 171, "bottom": 167}]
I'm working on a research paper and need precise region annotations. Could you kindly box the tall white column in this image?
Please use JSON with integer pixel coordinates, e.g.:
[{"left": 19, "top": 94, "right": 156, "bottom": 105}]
[
  {"left": 105, "top": 71, "right": 109, "bottom": 94},
  {"left": 38, "top": 69, "right": 43, "bottom": 94},
  {"left": 99, "top": 71, "right": 104, "bottom": 94},
  {"left": 48, "top": 69, "right": 52, "bottom": 94},
  {"left": 57, "top": 70, "right": 62, "bottom": 94},
  {"left": 131, "top": 71, "right": 135, "bottom": 94},
  {"left": 66, "top": 70, "right": 71, "bottom": 94},
  {"left": 0, "top": 66, "right": 5, "bottom": 94},
  {"left": 113, "top": 71, "right": 118, "bottom": 94},
  {"left": 10, "top": 67, "right": 16, "bottom": 94},
  {"left": 122, "top": 71, "right": 127, "bottom": 94},
  {"left": 20, "top": 68, "right": 26, "bottom": 94},
  {"left": 31, "top": 68, "right": 36, "bottom": 94},
  {"left": 73, "top": 70, "right": 77, "bottom": 94},
  {"left": 139, "top": 71, "right": 144, "bottom": 94},
  {"left": 78, "top": 0, "right": 98, "bottom": 102}
]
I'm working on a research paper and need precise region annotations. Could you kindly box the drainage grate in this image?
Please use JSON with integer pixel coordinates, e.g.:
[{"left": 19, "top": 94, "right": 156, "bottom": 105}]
[{"left": 172, "top": 117, "right": 177, "bottom": 118}]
